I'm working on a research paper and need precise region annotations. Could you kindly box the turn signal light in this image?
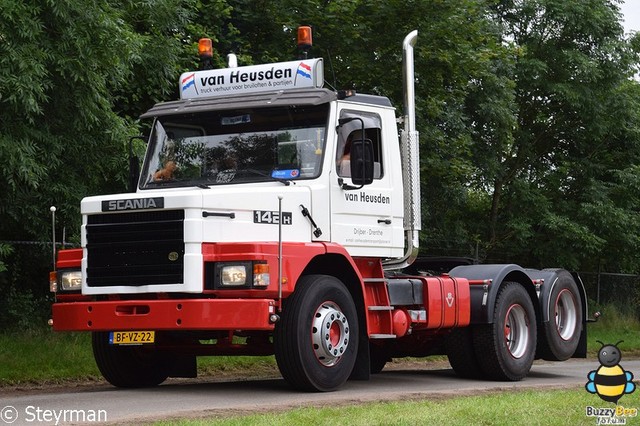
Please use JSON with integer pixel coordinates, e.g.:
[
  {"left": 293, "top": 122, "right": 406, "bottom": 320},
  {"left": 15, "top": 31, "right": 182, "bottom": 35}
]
[
  {"left": 49, "top": 271, "right": 58, "bottom": 292},
  {"left": 253, "top": 262, "right": 270, "bottom": 287}
]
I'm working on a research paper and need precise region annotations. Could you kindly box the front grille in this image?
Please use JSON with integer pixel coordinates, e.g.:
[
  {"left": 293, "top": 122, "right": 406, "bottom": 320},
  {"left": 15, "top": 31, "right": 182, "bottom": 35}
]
[{"left": 86, "top": 210, "right": 185, "bottom": 287}]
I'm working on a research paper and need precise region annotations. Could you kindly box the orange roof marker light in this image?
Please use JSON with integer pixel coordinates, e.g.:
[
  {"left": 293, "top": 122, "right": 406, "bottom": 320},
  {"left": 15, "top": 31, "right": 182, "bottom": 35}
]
[
  {"left": 198, "top": 38, "right": 214, "bottom": 70},
  {"left": 198, "top": 38, "right": 213, "bottom": 58},
  {"left": 297, "top": 26, "right": 313, "bottom": 59}
]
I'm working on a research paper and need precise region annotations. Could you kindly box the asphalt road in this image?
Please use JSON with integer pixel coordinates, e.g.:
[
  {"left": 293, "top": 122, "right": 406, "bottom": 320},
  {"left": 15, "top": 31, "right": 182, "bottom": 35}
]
[{"left": 1, "top": 359, "right": 639, "bottom": 424}]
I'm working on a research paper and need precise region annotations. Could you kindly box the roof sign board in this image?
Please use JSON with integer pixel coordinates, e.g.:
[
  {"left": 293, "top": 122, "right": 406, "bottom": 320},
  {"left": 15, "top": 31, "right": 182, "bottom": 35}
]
[{"left": 179, "top": 58, "right": 324, "bottom": 100}]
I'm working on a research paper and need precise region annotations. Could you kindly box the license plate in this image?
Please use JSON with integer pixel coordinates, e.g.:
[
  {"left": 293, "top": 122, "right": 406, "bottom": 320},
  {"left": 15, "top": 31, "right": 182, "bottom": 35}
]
[{"left": 109, "top": 331, "right": 155, "bottom": 345}]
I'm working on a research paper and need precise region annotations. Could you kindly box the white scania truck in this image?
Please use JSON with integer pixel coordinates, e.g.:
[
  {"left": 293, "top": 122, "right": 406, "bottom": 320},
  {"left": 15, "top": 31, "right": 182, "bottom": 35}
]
[{"left": 50, "top": 28, "right": 587, "bottom": 392}]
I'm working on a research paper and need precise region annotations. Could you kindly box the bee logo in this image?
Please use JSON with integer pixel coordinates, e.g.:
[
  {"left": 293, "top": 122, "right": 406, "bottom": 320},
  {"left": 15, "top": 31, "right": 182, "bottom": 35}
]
[{"left": 586, "top": 341, "right": 636, "bottom": 403}]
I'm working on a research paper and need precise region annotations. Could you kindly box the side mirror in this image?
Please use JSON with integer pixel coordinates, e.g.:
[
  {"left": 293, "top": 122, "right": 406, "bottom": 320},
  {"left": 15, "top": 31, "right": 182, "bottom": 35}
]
[{"left": 350, "top": 138, "right": 374, "bottom": 185}]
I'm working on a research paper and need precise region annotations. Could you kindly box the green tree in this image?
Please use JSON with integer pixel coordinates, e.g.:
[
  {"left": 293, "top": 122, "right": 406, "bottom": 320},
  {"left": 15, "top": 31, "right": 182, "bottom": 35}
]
[
  {"left": 471, "top": 0, "right": 640, "bottom": 270},
  {"left": 0, "top": 0, "right": 198, "bottom": 326}
]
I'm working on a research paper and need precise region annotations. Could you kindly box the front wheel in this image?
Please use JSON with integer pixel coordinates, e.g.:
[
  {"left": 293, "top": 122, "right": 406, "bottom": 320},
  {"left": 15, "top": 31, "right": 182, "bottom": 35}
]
[
  {"left": 274, "top": 275, "right": 359, "bottom": 391},
  {"left": 473, "top": 282, "right": 537, "bottom": 381}
]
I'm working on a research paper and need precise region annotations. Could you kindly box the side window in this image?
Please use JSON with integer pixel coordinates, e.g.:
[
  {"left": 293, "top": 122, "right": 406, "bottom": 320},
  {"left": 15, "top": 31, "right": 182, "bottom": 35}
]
[
  {"left": 336, "top": 131, "right": 353, "bottom": 177},
  {"left": 336, "top": 112, "right": 383, "bottom": 179}
]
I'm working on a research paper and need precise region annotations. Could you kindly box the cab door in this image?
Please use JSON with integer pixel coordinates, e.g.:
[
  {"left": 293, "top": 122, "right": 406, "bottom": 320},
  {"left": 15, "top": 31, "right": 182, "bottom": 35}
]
[{"left": 330, "top": 107, "right": 404, "bottom": 258}]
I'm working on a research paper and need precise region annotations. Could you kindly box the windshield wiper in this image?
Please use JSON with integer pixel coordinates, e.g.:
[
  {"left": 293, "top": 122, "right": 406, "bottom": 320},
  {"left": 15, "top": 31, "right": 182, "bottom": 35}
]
[
  {"left": 145, "top": 179, "right": 178, "bottom": 187},
  {"left": 146, "top": 179, "right": 211, "bottom": 189},
  {"left": 273, "top": 178, "right": 292, "bottom": 186}
]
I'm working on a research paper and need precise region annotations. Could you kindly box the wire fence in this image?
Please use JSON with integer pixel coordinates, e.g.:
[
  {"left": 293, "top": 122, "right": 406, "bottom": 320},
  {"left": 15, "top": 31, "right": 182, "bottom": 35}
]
[
  {"left": 0, "top": 240, "right": 73, "bottom": 247},
  {"left": 579, "top": 272, "right": 640, "bottom": 316}
]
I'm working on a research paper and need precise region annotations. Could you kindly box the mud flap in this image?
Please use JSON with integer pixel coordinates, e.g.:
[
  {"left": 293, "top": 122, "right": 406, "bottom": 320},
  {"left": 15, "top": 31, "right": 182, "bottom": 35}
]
[
  {"left": 350, "top": 334, "right": 371, "bottom": 381},
  {"left": 168, "top": 354, "right": 197, "bottom": 378}
]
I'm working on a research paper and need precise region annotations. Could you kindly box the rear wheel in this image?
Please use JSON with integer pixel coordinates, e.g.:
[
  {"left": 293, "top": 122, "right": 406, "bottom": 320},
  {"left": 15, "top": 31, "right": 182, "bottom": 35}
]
[
  {"left": 92, "top": 331, "right": 169, "bottom": 388},
  {"left": 537, "top": 270, "right": 582, "bottom": 361},
  {"left": 274, "top": 275, "right": 359, "bottom": 391},
  {"left": 473, "top": 282, "right": 537, "bottom": 381}
]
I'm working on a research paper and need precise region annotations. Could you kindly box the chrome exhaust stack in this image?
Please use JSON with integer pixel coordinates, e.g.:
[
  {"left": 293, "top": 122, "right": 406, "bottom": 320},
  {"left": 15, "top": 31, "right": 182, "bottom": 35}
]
[{"left": 384, "top": 30, "right": 420, "bottom": 271}]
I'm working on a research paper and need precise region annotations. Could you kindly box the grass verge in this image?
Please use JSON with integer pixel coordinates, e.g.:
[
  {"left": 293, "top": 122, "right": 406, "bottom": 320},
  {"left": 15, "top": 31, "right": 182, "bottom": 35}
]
[
  {"left": 0, "top": 330, "right": 99, "bottom": 385},
  {"left": 588, "top": 306, "right": 640, "bottom": 356},
  {"left": 152, "top": 388, "right": 638, "bottom": 425}
]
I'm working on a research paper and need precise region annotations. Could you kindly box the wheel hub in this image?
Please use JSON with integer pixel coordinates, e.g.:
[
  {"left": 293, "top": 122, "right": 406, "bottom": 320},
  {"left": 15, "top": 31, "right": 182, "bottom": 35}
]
[
  {"left": 312, "top": 302, "right": 349, "bottom": 366},
  {"left": 504, "top": 304, "right": 529, "bottom": 359},
  {"left": 555, "top": 289, "right": 578, "bottom": 341}
]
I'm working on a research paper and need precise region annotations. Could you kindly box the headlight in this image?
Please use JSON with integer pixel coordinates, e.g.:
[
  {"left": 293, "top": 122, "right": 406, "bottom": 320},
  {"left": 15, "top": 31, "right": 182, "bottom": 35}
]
[
  {"left": 221, "top": 265, "right": 247, "bottom": 286},
  {"left": 60, "top": 270, "right": 82, "bottom": 291}
]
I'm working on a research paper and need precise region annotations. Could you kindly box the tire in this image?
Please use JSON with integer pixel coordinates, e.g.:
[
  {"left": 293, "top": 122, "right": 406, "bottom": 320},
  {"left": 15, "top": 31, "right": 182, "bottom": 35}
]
[
  {"left": 537, "top": 270, "right": 583, "bottom": 361},
  {"left": 473, "top": 282, "right": 537, "bottom": 381},
  {"left": 274, "top": 274, "right": 359, "bottom": 391},
  {"left": 92, "top": 331, "right": 170, "bottom": 388},
  {"left": 445, "top": 327, "right": 484, "bottom": 379}
]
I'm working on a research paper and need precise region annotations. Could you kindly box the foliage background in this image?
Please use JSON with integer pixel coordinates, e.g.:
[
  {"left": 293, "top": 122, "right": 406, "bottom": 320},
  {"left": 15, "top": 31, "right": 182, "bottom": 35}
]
[{"left": 0, "top": 0, "right": 638, "bottom": 329}]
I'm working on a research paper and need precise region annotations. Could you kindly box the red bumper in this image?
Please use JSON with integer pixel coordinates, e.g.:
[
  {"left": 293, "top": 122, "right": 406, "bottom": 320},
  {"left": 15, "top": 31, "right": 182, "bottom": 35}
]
[{"left": 52, "top": 299, "right": 277, "bottom": 331}]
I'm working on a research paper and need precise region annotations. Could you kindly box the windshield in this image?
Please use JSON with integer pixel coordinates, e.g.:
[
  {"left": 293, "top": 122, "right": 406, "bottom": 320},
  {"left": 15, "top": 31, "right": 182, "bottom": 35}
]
[{"left": 141, "top": 104, "right": 329, "bottom": 189}]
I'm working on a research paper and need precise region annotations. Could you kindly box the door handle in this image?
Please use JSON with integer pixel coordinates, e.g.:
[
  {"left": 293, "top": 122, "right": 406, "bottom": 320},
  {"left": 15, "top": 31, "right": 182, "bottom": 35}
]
[{"left": 377, "top": 218, "right": 391, "bottom": 225}]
